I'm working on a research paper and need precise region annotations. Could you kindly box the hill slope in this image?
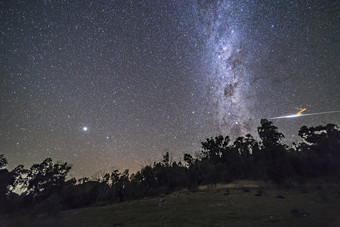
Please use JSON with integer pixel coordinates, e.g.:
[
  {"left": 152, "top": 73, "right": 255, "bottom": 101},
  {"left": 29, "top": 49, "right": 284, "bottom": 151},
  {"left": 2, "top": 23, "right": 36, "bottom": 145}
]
[{"left": 2, "top": 180, "right": 340, "bottom": 227}]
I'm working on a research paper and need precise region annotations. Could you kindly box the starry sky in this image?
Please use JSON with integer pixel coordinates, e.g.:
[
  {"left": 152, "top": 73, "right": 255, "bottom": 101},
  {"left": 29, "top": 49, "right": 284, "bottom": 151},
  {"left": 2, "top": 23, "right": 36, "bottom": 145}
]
[{"left": 1, "top": 0, "right": 340, "bottom": 178}]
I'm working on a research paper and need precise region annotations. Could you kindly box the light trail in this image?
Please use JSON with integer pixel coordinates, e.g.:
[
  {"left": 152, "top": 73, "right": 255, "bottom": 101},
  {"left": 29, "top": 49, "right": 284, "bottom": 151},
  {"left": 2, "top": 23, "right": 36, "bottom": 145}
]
[{"left": 269, "top": 110, "right": 340, "bottom": 120}]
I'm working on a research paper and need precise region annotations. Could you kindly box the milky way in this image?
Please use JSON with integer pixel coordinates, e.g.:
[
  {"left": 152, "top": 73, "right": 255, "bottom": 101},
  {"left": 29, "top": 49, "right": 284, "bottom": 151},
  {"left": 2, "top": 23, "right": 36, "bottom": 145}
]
[
  {"left": 195, "top": 0, "right": 340, "bottom": 138},
  {"left": 1, "top": 1, "right": 339, "bottom": 178},
  {"left": 195, "top": 1, "right": 257, "bottom": 137}
]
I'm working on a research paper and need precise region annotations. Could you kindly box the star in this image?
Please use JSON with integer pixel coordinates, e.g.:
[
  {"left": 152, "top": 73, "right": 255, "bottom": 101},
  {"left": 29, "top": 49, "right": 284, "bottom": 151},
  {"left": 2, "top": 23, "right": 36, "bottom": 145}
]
[{"left": 0, "top": 0, "right": 338, "bottom": 178}]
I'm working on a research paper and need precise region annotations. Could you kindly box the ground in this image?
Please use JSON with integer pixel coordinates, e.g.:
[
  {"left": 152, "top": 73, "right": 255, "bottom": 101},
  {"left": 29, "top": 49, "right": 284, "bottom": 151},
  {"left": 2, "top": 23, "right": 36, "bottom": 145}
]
[{"left": 2, "top": 180, "right": 340, "bottom": 226}]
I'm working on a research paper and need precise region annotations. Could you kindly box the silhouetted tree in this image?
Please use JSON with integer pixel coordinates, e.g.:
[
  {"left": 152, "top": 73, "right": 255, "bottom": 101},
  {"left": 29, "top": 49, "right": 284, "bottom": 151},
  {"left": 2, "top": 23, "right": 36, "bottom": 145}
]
[
  {"left": 78, "top": 177, "right": 89, "bottom": 184},
  {"left": 298, "top": 124, "right": 340, "bottom": 175},
  {"left": 1, "top": 120, "right": 339, "bottom": 214},
  {"left": 257, "top": 119, "right": 291, "bottom": 183},
  {"left": 0, "top": 154, "right": 8, "bottom": 170},
  {"left": 183, "top": 153, "right": 194, "bottom": 167},
  {"left": 0, "top": 155, "right": 15, "bottom": 212},
  {"left": 201, "top": 135, "right": 230, "bottom": 163},
  {"left": 233, "top": 134, "right": 257, "bottom": 178},
  {"left": 258, "top": 119, "right": 285, "bottom": 148},
  {"left": 162, "top": 152, "right": 171, "bottom": 167},
  {"left": 25, "top": 158, "right": 72, "bottom": 202}
]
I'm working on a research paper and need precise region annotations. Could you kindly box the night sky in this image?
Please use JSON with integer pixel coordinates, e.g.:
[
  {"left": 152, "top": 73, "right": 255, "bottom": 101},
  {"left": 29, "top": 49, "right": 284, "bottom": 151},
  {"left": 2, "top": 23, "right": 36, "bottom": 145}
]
[{"left": 1, "top": 1, "right": 340, "bottom": 178}]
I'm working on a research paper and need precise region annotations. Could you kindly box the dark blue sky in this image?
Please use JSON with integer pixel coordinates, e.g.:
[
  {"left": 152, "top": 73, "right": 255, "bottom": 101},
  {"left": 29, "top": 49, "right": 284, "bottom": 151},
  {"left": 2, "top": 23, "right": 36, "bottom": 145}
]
[{"left": 1, "top": 0, "right": 339, "bottom": 178}]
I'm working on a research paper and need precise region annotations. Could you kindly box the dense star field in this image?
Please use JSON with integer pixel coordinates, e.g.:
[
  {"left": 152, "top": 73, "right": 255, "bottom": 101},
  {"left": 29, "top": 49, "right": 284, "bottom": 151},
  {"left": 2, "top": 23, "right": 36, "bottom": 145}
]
[{"left": 1, "top": 1, "right": 339, "bottom": 178}]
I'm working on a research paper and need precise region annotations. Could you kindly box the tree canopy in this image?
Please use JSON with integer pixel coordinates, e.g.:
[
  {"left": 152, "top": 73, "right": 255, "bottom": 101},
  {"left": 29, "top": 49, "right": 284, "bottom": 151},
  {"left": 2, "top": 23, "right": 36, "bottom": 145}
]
[{"left": 1, "top": 119, "right": 339, "bottom": 214}]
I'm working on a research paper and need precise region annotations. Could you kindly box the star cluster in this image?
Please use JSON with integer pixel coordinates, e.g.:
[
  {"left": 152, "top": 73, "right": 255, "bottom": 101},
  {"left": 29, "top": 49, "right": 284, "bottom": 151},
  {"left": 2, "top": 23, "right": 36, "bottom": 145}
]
[{"left": 1, "top": 1, "right": 339, "bottom": 177}]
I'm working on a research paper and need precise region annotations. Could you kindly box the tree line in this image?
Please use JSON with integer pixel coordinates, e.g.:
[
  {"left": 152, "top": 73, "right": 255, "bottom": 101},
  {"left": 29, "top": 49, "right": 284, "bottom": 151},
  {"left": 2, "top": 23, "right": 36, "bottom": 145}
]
[{"left": 0, "top": 119, "right": 339, "bottom": 214}]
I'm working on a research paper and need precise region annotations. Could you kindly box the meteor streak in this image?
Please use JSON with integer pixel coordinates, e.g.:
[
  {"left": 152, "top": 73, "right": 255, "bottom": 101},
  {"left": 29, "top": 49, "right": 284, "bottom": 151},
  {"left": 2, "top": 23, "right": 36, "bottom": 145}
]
[{"left": 269, "top": 110, "right": 340, "bottom": 120}]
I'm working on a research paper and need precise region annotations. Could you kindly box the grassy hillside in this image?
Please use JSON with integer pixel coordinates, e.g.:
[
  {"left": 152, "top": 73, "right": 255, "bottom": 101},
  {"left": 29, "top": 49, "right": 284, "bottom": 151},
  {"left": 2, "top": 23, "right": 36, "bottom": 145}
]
[{"left": 2, "top": 180, "right": 340, "bottom": 227}]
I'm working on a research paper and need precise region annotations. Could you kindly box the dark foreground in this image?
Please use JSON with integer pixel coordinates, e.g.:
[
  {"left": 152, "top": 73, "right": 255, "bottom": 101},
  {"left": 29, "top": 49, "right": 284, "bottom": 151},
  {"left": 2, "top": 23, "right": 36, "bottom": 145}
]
[{"left": 2, "top": 180, "right": 340, "bottom": 227}]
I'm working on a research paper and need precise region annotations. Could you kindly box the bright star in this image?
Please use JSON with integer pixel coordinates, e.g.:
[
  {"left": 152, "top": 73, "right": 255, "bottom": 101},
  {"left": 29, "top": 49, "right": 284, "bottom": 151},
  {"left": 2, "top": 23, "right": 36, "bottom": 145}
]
[{"left": 82, "top": 126, "right": 88, "bottom": 132}]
